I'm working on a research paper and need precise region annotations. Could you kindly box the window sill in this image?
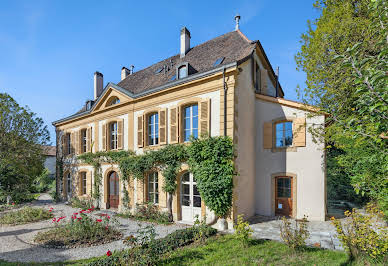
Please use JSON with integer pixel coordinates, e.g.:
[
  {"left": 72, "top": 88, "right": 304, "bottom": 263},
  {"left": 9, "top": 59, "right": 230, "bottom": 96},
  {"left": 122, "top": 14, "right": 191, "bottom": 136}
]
[{"left": 271, "top": 146, "right": 297, "bottom": 153}]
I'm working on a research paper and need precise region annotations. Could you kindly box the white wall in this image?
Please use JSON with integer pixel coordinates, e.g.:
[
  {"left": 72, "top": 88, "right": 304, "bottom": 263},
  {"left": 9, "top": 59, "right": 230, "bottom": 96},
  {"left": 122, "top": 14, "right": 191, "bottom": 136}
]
[{"left": 255, "top": 99, "right": 326, "bottom": 221}]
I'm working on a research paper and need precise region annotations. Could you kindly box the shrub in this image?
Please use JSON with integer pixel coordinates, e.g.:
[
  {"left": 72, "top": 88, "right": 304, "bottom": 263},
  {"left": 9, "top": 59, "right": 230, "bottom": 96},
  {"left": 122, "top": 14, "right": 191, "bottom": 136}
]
[
  {"left": 279, "top": 216, "right": 310, "bottom": 250},
  {"left": 70, "top": 197, "right": 94, "bottom": 210},
  {"left": 0, "top": 207, "right": 53, "bottom": 225},
  {"left": 331, "top": 204, "right": 388, "bottom": 261},
  {"left": 118, "top": 203, "right": 171, "bottom": 224},
  {"left": 89, "top": 225, "right": 217, "bottom": 266},
  {"left": 123, "top": 224, "right": 157, "bottom": 247},
  {"left": 193, "top": 215, "right": 210, "bottom": 243},
  {"left": 34, "top": 208, "right": 121, "bottom": 248},
  {"left": 32, "top": 168, "right": 53, "bottom": 193},
  {"left": 234, "top": 214, "right": 253, "bottom": 247}
]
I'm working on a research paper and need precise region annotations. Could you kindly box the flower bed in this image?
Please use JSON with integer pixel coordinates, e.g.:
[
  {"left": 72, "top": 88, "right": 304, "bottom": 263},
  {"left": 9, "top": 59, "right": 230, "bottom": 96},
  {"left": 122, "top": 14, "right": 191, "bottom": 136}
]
[
  {"left": 34, "top": 207, "right": 122, "bottom": 248},
  {"left": 0, "top": 207, "right": 53, "bottom": 225},
  {"left": 116, "top": 203, "right": 171, "bottom": 225}
]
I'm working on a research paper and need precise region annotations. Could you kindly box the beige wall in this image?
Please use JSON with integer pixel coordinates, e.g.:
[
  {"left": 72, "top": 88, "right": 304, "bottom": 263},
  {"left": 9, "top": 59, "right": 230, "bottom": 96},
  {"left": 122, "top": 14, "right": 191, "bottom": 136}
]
[{"left": 255, "top": 99, "right": 326, "bottom": 221}]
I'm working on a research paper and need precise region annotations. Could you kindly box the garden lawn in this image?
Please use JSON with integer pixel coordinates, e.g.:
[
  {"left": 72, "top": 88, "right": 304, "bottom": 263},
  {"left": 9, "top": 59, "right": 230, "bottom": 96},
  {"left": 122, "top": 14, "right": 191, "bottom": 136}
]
[
  {"left": 159, "top": 235, "right": 366, "bottom": 266},
  {"left": 0, "top": 207, "right": 52, "bottom": 225}
]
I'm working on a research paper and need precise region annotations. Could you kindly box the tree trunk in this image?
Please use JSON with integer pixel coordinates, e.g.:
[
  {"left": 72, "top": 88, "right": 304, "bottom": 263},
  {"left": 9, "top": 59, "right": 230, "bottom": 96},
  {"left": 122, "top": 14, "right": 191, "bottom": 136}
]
[{"left": 167, "top": 192, "right": 173, "bottom": 222}]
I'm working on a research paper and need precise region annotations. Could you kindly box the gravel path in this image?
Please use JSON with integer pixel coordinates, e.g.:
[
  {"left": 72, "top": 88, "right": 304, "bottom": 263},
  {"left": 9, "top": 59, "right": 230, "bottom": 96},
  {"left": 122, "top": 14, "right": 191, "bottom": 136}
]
[{"left": 0, "top": 194, "right": 187, "bottom": 263}]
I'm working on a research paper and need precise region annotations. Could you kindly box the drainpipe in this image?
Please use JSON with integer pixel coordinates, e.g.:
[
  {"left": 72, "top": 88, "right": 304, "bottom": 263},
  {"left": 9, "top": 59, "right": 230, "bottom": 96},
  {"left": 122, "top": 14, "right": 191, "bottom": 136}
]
[{"left": 223, "top": 67, "right": 227, "bottom": 136}]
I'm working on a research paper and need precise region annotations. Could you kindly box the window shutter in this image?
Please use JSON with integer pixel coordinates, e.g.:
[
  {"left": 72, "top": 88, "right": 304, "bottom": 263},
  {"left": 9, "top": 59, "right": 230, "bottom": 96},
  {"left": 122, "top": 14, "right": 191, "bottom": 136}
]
[
  {"left": 70, "top": 132, "right": 75, "bottom": 154},
  {"left": 86, "top": 172, "right": 92, "bottom": 196},
  {"left": 159, "top": 109, "right": 167, "bottom": 145},
  {"left": 199, "top": 99, "right": 211, "bottom": 137},
  {"left": 137, "top": 115, "right": 144, "bottom": 148},
  {"left": 102, "top": 123, "right": 107, "bottom": 151},
  {"left": 86, "top": 127, "right": 91, "bottom": 152},
  {"left": 263, "top": 122, "right": 273, "bottom": 149},
  {"left": 293, "top": 117, "right": 306, "bottom": 147},
  {"left": 77, "top": 130, "right": 82, "bottom": 154},
  {"left": 260, "top": 69, "right": 268, "bottom": 94},
  {"left": 62, "top": 133, "right": 68, "bottom": 156},
  {"left": 170, "top": 107, "right": 179, "bottom": 144},
  {"left": 118, "top": 119, "right": 124, "bottom": 150},
  {"left": 77, "top": 173, "right": 82, "bottom": 196}
]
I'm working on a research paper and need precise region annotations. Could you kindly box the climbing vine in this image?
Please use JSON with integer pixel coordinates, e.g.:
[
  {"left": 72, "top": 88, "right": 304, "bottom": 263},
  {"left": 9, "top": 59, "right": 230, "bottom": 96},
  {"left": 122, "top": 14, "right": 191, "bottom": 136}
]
[{"left": 77, "top": 136, "right": 236, "bottom": 221}]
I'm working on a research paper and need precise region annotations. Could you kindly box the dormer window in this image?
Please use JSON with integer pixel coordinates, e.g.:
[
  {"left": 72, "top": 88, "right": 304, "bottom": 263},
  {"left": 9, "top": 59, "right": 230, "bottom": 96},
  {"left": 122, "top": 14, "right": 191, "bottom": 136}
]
[
  {"left": 178, "top": 65, "right": 187, "bottom": 79},
  {"left": 106, "top": 96, "right": 120, "bottom": 107}
]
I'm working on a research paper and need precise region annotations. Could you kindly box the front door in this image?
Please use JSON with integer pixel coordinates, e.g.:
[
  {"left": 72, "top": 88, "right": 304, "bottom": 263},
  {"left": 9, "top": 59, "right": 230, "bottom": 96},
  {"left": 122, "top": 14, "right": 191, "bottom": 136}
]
[
  {"left": 181, "top": 172, "right": 202, "bottom": 222},
  {"left": 108, "top": 171, "right": 119, "bottom": 209},
  {"left": 275, "top": 177, "right": 293, "bottom": 216}
]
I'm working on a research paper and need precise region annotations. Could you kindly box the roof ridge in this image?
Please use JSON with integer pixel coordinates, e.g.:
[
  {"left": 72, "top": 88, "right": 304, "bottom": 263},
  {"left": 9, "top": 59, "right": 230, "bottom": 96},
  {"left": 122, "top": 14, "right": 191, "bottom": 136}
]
[{"left": 235, "top": 29, "right": 251, "bottom": 43}]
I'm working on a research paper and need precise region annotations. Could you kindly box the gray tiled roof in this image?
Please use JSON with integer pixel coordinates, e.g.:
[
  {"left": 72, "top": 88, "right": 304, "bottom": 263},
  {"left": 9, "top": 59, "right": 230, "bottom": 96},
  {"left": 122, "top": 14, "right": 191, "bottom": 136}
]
[{"left": 117, "top": 30, "right": 255, "bottom": 94}]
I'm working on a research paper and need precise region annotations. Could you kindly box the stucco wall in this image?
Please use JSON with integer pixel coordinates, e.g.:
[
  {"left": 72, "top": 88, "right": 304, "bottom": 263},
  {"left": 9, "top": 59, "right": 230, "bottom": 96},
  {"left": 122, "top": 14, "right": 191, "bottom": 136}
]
[{"left": 255, "top": 99, "right": 326, "bottom": 221}]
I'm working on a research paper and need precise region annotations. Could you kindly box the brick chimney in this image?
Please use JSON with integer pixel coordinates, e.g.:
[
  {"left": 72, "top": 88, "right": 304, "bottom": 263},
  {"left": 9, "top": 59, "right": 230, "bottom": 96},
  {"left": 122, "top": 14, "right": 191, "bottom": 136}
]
[
  {"left": 180, "top": 27, "right": 191, "bottom": 58},
  {"left": 121, "top": 67, "right": 130, "bottom": 80},
  {"left": 94, "top": 71, "right": 103, "bottom": 100}
]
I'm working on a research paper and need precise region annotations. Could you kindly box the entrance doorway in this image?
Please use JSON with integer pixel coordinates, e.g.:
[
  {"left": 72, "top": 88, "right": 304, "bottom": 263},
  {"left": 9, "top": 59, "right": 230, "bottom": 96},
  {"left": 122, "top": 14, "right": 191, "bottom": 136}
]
[
  {"left": 108, "top": 171, "right": 119, "bottom": 209},
  {"left": 180, "top": 172, "right": 201, "bottom": 222},
  {"left": 275, "top": 176, "right": 293, "bottom": 216}
]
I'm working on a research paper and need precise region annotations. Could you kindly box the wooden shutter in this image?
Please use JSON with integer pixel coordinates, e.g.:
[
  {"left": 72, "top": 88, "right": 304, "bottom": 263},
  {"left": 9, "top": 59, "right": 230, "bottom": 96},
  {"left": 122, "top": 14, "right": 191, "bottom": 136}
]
[
  {"left": 137, "top": 115, "right": 144, "bottom": 148},
  {"left": 86, "top": 172, "right": 92, "bottom": 196},
  {"left": 170, "top": 107, "right": 179, "bottom": 143},
  {"left": 260, "top": 69, "right": 268, "bottom": 94},
  {"left": 118, "top": 119, "right": 124, "bottom": 150},
  {"left": 62, "top": 133, "right": 68, "bottom": 156},
  {"left": 86, "top": 127, "right": 91, "bottom": 152},
  {"left": 199, "top": 99, "right": 211, "bottom": 137},
  {"left": 293, "top": 117, "right": 306, "bottom": 147},
  {"left": 77, "top": 173, "right": 82, "bottom": 196},
  {"left": 70, "top": 132, "right": 75, "bottom": 154},
  {"left": 159, "top": 108, "right": 167, "bottom": 145},
  {"left": 77, "top": 130, "right": 82, "bottom": 154},
  {"left": 102, "top": 123, "right": 107, "bottom": 151},
  {"left": 263, "top": 122, "right": 273, "bottom": 149}
]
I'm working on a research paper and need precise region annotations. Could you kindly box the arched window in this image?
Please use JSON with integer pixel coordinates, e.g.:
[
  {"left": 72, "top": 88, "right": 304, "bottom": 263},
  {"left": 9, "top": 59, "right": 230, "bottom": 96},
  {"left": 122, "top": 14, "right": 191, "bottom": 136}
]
[
  {"left": 183, "top": 104, "right": 198, "bottom": 142},
  {"left": 148, "top": 113, "right": 159, "bottom": 146},
  {"left": 275, "top": 121, "right": 293, "bottom": 148},
  {"left": 106, "top": 96, "right": 120, "bottom": 107},
  {"left": 178, "top": 65, "right": 187, "bottom": 79},
  {"left": 147, "top": 172, "right": 159, "bottom": 204},
  {"left": 109, "top": 122, "right": 118, "bottom": 150}
]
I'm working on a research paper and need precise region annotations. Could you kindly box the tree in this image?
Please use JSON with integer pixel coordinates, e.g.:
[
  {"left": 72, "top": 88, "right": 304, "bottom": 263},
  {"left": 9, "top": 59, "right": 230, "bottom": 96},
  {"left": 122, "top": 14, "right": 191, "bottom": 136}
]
[
  {"left": 0, "top": 93, "right": 50, "bottom": 203},
  {"left": 296, "top": 0, "right": 387, "bottom": 214}
]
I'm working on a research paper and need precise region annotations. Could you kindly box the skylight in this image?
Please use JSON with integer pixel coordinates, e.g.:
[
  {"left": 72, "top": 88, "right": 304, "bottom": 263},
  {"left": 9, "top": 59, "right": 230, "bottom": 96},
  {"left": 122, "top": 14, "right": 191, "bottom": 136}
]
[{"left": 213, "top": 57, "right": 225, "bottom": 67}]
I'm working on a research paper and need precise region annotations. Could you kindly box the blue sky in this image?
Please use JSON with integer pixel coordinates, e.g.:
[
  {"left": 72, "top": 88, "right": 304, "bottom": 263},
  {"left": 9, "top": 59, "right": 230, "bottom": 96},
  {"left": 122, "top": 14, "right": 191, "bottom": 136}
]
[{"left": 0, "top": 0, "right": 320, "bottom": 143}]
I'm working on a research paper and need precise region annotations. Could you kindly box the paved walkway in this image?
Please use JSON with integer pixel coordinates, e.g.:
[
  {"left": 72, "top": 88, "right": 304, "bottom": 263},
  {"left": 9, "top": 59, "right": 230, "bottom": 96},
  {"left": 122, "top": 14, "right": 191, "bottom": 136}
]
[
  {"left": 0, "top": 194, "right": 187, "bottom": 263},
  {"left": 246, "top": 215, "right": 343, "bottom": 250}
]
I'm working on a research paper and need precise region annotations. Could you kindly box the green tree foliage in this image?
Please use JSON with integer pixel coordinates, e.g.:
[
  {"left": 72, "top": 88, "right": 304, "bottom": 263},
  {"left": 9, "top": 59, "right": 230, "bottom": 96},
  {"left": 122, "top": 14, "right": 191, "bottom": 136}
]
[
  {"left": 0, "top": 93, "right": 50, "bottom": 203},
  {"left": 296, "top": 0, "right": 387, "bottom": 214}
]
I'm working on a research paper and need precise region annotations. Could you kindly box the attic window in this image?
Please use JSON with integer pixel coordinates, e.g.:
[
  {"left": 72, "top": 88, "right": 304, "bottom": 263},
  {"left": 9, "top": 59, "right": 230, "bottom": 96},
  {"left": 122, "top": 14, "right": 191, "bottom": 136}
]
[
  {"left": 106, "top": 96, "right": 120, "bottom": 107},
  {"left": 213, "top": 57, "right": 225, "bottom": 67},
  {"left": 178, "top": 65, "right": 188, "bottom": 79},
  {"left": 170, "top": 75, "right": 176, "bottom": 81},
  {"left": 155, "top": 67, "right": 163, "bottom": 74}
]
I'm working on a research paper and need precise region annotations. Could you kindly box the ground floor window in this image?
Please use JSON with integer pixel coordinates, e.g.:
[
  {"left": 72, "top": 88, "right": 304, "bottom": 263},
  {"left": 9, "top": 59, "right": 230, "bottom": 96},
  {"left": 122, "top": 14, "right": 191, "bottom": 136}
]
[
  {"left": 81, "top": 172, "right": 87, "bottom": 195},
  {"left": 148, "top": 172, "right": 159, "bottom": 204}
]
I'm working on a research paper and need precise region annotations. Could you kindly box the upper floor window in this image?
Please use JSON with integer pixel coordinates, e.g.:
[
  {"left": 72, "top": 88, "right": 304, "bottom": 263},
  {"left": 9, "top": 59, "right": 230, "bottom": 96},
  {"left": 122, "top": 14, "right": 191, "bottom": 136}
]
[
  {"left": 81, "top": 129, "right": 87, "bottom": 153},
  {"left": 183, "top": 104, "right": 198, "bottom": 142},
  {"left": 148, "top": 172, "right": 159, "bottom": 204},
  {"left": 66, "top": 133, "right": 71, "bottom": 155},
  {"left": 81, "top": 172, "right": 87, "bottom": 195},
  {"left": 106, "top": 96, "right": 120, "bottom": 107},
  {"left": 178, "top": 66, "right": 187, "bottom": 79},
  {"left": 275, "top": 121, "right": 293, "bottom": 148},
  {"left": 110, "top": 122, "right": 118, "bottom": 150},
  {"left": 148, "top": 113, "right": 159, "bottom": 146}
]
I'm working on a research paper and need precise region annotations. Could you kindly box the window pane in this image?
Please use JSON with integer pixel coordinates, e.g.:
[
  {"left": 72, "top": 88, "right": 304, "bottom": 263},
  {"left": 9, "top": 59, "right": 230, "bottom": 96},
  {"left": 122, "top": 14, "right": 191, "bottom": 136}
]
[
  {"left": 179, "top": 66, "right": 187, "bottom": 78},
  {"left": 183, "top": 184, "right": 190, "bottom": 195},
  {"left": 193, "top": 196, "right": 201, "bottom": 207},
  {"left": 182, "top": 195, "right": 190, "bottom": 206},
  {"left": 276, "top": 138, "right": 283, "bottom": 147},
  {"left": 155, "top": 193, "right": 159, "bottom": 204},
  {"left": 192, "top": 116, "right": 198, "bottom": 129},
  {"left": 184, "top": 106, "right": 191, "bottom": 118},
  {"left": 193, "top": 185, "right": 200, "bottom": 196},
  {"left": 192, "top": 129, "right": 198, "bottom": 139},
  {"left": 149, "top": 193, "right": 154, "bottom": 203},
  {"left": 184, "top": 130, "right": 190, "bottom": 141},
  {"left": 192, "top": 105, "right": 198, "bottom": 116},
  {"left": 276, "top": 123, "right": 283, "bottom": 132},
  {"left": 182, "top": 173, "right": 190, "bottom": 182},
  {"left": 184, "top": 118, "right": 190, "bottom": 129},
  {"left": 285, "top": 122, "right": 292, "bottom": 131}
]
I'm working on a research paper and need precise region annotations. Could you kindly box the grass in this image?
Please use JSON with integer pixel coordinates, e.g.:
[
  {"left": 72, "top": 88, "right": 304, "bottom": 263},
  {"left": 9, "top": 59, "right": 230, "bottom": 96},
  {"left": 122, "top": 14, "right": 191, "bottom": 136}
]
[
  {"left": 0, "top": 207, "right": 52, "bottom": 225},
  {"left": 116, "top": 212, "right": 172, "bottom": 225}
]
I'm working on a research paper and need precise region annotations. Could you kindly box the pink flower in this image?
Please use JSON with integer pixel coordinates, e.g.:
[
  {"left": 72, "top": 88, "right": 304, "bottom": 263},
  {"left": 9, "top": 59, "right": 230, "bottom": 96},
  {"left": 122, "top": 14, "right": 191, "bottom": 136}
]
[
  {"left": 52, "top": 218, "right": 56, "bottom": 222},
  {"left": 105, "top": 226, "right": 108, "bottom": 230},
  {"left": 77, "top": 217, "right": 82, "bottom": 221},
  {"left": 107, "top": 216, "right": 110, "bottom": 219},
  {"left": 106, "top": 250, "right": 112, "bottom": 257},
  {"left": 96, "top": 219, "right": 102, "bottom": 223},
  {"left": 12, "top": 203, "right": 15, "bottom": 205},
  {"left": 73, "top": 212, "right": 78, "bottom": 215}
]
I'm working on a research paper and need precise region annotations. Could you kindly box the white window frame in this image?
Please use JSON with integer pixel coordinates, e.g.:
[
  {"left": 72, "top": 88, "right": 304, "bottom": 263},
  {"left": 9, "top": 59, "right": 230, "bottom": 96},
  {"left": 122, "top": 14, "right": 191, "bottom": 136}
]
[
  {"left": 183, "top": 104, "right": 198, "bottom": 142},
  {"left": 147, "top": 172, "right": 159, "bottom": 204},
  {"left": 148, "top": 113, "right": 159, "bottom": 146},
  {"left": 275, "top": 121, "right": 293, "bottom": 148},
  {"left": 81, "top": 172, "right": 87, "bottom": 195}
]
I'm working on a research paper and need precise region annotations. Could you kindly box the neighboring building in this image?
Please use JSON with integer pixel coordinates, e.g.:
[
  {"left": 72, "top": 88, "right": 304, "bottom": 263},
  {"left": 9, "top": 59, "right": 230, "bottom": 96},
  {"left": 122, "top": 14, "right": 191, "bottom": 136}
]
[
  {"left": 53, "top": 19, "right": 326, "bottom": 226},
  {"left": 42, "top": 145, "right": 56, "bottom": 179}
]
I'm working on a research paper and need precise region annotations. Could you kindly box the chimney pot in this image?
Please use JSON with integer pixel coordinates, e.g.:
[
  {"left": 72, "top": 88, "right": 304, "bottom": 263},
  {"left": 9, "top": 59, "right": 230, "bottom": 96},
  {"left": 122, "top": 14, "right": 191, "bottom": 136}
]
[
  {"left": 94, "top": 71, "right": 103, "bottom": 100},
  {"left": 130, "top": 65, "right": 134, "bottom": 75},
  {"left": 121, "top": 67, "right": 130, "bottom": 80},
  {"left": 234, "top": 14, "right": 241, "bottom": 30},
  {"left": 180, "top": 27, "right": 191, "bottom": 58}
]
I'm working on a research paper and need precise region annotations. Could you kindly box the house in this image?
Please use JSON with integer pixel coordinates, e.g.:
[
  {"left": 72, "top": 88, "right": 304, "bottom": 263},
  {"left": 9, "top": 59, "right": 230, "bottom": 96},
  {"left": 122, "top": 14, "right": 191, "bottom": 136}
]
[
  {"left": 42, "top": 145, "right": 56, "bottom": 179},
  {"left": 52, "top": 18, "right": 326, "bottom": 227}
]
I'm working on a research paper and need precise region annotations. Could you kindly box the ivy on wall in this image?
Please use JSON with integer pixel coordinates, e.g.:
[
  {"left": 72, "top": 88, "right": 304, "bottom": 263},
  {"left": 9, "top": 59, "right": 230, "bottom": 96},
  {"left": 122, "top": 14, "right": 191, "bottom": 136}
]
[{"left": 77, "top": 136, "right": 236, "bottom": 220}]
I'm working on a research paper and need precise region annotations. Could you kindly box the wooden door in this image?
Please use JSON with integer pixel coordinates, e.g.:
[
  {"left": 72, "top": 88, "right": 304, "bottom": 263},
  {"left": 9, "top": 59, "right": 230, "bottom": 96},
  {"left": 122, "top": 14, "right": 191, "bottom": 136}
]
[
  {"left": 108, "top": 171, "right": 119, "bottom": 209},
  {"left": 275, "top": 177, "right": 292, "bottom": 216}
]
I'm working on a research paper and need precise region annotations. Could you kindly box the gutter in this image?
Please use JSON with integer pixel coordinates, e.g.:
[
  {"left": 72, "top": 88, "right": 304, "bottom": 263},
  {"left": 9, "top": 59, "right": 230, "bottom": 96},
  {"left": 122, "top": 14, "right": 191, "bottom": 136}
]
[{"left": 52, "top": 62, "right": 238, "bottom": 126}]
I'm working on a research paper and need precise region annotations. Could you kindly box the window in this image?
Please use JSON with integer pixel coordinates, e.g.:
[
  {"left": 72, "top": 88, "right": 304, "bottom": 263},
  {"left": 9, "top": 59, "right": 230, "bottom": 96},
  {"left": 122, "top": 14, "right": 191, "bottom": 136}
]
[
  {"left": 110, "top": 122, "right": 118, "bottom": 150},
  {"left": 275, "top": 121, "right": 293, "bottom": 148},
  {"left": 178, "top": 66, "right": 187, "bottom": 79},
  {"left": 67, "top": 173, "right": 71, "bottom": 194},
  {"left": 148, "top": 113, "right": 159, "bottom": 146},
  {"left": 148, "top": 172, "right": 159, "bottom": 204},
  {"left": 277, "top": 177, "right": 291, "bottom": 198},
  {"left": 255, "top": 63, "right": 261, "bottom": 92},
  {"left": 81, "top": 129, "right": 87, "bottom": 153},
  {"left": 81, "top": 172, "right": 87, "bottom": 195},
  {"left": 183, "top": 104, "right": 198, "bottom": 142},
  {"left": 66, "top": 133, "right": 71, "bottom": 155},
  {"left": 107, "top": 97, "right": 120, "bottom": 106}
]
